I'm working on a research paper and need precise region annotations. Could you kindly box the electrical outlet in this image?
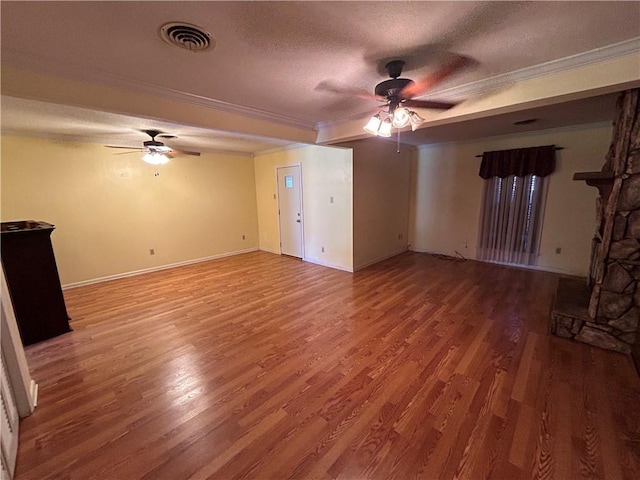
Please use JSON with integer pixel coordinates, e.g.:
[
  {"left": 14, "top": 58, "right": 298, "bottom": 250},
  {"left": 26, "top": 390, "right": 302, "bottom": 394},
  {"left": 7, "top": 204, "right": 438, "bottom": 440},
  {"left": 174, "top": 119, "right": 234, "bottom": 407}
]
[
  {"left": 555, "top": 247, "right": 562, "bottom": 254},
  {"left": 321, "top": 246, "right": 325, "bottom": 253},
  {"left": 330, "top": 196, "right": 334, "bottom": 204},
  {"left": 242, "top": 234, "right": 246, "bottom": 240},
  {"left": 398, "top": 233, "right": 403, "bottom": 240},
  {"left": 149, "top": 249, "right": 155, "bottom": 256}
]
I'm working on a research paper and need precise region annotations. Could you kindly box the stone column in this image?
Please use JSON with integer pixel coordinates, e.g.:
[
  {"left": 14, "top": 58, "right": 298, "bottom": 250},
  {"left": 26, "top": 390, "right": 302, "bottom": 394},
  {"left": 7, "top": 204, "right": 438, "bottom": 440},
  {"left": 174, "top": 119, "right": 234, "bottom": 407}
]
[{"left": 577, "top": 90, "right": 640, "bottom": 355}]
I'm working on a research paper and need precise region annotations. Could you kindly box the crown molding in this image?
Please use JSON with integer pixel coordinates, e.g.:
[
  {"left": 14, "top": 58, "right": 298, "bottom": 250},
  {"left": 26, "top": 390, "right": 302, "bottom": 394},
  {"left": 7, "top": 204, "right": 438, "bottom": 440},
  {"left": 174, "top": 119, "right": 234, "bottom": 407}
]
[
  {"left": 196, "top": 148, "right": 255, "bottom": 157},
  {"left": 253, "top": 142, "right": 312, "bottom": 156},
  {"left": 315, "top": 110, "right": 371, "bottom": 131},
  {"left": 316, "top": 37, "right": 640, "bottom": 130},
  {"left": 425, "top": 36, "right": 640, "bottom": 102},
  {"left": 2, "top": 51, "right": 316, "bottom": 131},
  {"left": 4, "top": 37, "right": 638, "bottom": 136},
  {"left": 253, "top": 140, "right": 360, "bottom": 156}
]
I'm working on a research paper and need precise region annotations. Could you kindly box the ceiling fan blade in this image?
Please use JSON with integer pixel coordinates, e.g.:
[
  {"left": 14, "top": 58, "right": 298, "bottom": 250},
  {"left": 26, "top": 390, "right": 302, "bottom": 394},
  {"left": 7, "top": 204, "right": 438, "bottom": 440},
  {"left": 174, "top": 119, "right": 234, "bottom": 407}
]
[
  {"left": 316, "top": 81, "right": 384, "bottom": 101},
  {"left": 400, "top": 55, "right": 472, "bottom": 99},
  {"left": 105, "top": 145, "right": 144, "bottom": 150},
  {"left": 403, "top": 99, "right": 458, "bottom": 110},
  {"left": 170, "top": 149, "right": 201, "bottom": 157},
  {"left": 113, "top": 151, "right": 142, "bottom": 156}
]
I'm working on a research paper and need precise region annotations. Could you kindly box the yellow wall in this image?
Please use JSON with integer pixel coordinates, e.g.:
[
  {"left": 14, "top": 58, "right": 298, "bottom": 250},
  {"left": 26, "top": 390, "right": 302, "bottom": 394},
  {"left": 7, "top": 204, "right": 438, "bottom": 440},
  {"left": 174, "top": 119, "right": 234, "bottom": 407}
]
[
  {"left": 1, "top": 135, "right": 259, "bottom": 285},
  {"left": 254, "top": 144, "right": 353, "bottom": 271},
  {"left": 409, "top": 123, "right": 613, "bottom": 276},
  {"left": 3, "top": 122, "right": 611, "bottom": 285},
  {"left": 337, "top": 139, "right": 412, "bottom": 270},
  {"left": 253, "top": 148, "right": 299, "bottom": 254}
]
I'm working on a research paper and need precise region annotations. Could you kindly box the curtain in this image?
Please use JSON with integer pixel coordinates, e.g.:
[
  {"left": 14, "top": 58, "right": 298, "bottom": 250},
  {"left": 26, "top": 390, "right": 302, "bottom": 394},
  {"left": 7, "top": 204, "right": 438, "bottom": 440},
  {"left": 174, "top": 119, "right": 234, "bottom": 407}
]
[
  {"left": 477, "top": 145, "right": 555, "bottom": 266},
  {"left": 479, "top": 145, "right": 555, "bottom": 179},
  {"left": 477, "top": 174, "right": 548, "bottom": 265}
]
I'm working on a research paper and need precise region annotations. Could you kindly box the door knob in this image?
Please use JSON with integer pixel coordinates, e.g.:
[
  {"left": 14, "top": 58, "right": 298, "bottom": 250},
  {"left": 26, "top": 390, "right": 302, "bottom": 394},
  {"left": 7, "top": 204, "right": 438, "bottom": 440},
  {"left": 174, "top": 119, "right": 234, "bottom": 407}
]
[{"left": 296, "top": 219, "right": 301, "bottom": 223}]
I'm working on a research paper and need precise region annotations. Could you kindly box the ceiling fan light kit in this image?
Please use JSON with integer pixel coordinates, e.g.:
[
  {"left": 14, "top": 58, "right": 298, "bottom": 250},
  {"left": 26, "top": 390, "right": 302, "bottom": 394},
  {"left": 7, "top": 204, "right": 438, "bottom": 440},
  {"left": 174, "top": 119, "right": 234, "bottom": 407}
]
[
  {"left": 391, "top": 106, "right": 410, "bottom": 128},
  {"left": 359, "top": 57, "right": 468, "bottom": 137},
  {"left": 408, "top": 111, "right": 426, "bottom": 131},
  {"left": 364, "top": 108, "right": 425, "bottom": 136},
  {"left": 142, "top": 151, "right": 170, "bottom": 165},
  {"left": 378, "top": 118, "right": 393, "bottom": 138},
  {"left": 363, "top": 113, "right": 382, "bottom": 135}
]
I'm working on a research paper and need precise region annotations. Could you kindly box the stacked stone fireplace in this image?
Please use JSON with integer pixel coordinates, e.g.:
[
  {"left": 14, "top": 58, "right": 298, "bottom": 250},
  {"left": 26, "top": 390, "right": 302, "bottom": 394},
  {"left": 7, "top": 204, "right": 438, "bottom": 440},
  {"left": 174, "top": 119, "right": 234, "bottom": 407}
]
[{"left": 550, "top": 89, "right": 640, "bottom": 371}]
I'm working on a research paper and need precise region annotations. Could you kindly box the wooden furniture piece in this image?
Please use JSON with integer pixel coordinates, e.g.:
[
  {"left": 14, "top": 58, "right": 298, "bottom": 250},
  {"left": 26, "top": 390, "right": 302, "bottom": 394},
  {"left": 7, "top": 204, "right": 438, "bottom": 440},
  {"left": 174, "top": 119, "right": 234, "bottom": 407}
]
[{"left": 1, "top": 220, "right": 71, "bottom": 346}]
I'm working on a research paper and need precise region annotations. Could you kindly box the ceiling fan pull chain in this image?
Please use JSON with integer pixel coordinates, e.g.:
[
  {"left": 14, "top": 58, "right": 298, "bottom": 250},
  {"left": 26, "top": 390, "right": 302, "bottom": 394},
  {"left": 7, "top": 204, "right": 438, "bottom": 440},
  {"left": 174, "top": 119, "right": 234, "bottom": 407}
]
[{"left": 397, "top": 128, "right": 400, "bottom": 153}]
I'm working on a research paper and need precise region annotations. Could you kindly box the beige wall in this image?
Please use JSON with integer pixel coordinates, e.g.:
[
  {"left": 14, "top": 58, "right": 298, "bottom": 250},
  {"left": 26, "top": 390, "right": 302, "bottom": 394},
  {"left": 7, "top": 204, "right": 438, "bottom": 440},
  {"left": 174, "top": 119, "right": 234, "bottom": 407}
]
[
  {"left": 1, "top": 136, "right": 259, "bottom": 285},
  {"left": 3, "top": 122, "right": 610, "bottom": 285},
  {"left": 254, "top": 144, "right": 353, "bottom": 271},
  {"left": 409, "top": 123, "right": 613, "bottom": 276},
  {"left": 337, "top": 139, "right": 411, "bottom": 270},
  {"left": 253, "top": 147, "right": 299, "bottom": 254}
]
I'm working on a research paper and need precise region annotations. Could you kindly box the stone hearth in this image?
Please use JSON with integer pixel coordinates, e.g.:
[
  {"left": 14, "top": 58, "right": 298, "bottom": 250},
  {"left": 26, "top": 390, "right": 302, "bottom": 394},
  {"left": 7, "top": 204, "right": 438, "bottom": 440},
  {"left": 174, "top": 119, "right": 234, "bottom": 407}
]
[
  {"left": 551, "top": 276, "right": 636, "bottom": 354},
  {"left": 550, "top": 89, "right": 640, "bottom": 368}
]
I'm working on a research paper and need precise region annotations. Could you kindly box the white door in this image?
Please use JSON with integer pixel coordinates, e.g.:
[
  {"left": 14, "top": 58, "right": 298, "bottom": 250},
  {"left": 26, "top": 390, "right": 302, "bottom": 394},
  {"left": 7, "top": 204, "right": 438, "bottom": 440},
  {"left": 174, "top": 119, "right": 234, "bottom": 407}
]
[
  {"left": 1, "top": 353, "right": 19, "bottom": 479},
  {"left": 277, "top": 166, "right": 303, "bottom": 258}
]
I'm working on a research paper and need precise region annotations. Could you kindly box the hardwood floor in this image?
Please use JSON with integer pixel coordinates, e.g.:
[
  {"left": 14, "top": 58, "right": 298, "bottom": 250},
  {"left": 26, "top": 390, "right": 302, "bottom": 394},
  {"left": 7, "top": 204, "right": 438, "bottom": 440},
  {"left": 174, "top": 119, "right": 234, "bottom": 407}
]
[{"left": 15, "top": 251, "right": 640, "bottom": 479}]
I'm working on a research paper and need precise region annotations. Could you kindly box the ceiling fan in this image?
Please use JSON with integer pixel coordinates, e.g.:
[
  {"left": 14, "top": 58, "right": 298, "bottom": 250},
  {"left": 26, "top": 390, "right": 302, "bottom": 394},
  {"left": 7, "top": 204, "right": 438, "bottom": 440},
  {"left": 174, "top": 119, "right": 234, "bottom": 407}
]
[
  {"left": 319, "top": 55, "right": 471, "bottom": 136},
  {"left": 105, "top": 129, "right": 201, "bottom": 165}
]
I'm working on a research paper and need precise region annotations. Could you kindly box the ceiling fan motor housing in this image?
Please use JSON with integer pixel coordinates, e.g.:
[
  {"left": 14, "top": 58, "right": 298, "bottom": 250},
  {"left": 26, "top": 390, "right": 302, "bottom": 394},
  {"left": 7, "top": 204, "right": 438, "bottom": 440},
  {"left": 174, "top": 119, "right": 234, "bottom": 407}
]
[
  {"left": 143, "top": 140, "right": 165, "bottom": 148},
  {"left": 375, "top": 78, "right": 414, "bottom": 99},
  {"left": 385, "top": 60, "right": 406, "bottom": 78},
  {"left": 143, "top": 139, "right": 171, "bottom": 153}
]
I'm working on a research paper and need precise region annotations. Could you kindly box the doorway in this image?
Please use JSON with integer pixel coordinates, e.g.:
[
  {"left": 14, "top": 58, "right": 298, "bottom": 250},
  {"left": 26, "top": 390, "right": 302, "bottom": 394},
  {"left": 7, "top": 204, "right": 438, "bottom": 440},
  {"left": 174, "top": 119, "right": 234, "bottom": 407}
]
[{"left": 277, "top": 165, "right": 303, "bottom": 258}]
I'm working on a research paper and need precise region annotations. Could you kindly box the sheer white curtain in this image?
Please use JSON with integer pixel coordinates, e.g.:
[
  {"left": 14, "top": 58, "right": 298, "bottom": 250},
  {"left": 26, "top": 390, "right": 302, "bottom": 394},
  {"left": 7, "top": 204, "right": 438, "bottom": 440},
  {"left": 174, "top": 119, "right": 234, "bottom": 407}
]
[{"left": 478, "top": 174, "right": 548, "bottom": 266}]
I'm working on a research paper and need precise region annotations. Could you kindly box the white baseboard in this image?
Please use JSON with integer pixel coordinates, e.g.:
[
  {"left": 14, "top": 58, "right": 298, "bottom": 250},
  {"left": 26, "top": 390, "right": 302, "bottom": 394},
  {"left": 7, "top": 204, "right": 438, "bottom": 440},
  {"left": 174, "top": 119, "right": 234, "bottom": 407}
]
[
  {"left": 303, "top": 256, "right": 353, "bottom": 273},
  {"left": 498, "top": 261, "right": 582, "bottom": 276},
  {"left": 408, "top": 247, "right": 582, "bottom": 276},
  {"left": 62, "top": 247, "right": 259, "bottom": 289},
  {"left": 259, "top": 247, "right": 280, "bottom": 255},
  {"left": 353, "top": 247, "right": 408, "bottom": 271},
  {"left": 29, "top": 380, "right": 38, "bottom": 410},
  {"left": 409, "top": 247, "right": 466, "bottom": 257}
]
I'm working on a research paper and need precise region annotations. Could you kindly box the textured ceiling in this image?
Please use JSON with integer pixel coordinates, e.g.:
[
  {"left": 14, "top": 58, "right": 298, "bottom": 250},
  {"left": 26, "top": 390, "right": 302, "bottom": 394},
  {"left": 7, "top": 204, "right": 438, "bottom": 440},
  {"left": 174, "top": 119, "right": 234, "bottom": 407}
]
[
  {"left": 0, "top": 96, "right": 292, "bottom": 155},
  {"left": 1, "top": 1, "right": 639, "bottom": 152}
]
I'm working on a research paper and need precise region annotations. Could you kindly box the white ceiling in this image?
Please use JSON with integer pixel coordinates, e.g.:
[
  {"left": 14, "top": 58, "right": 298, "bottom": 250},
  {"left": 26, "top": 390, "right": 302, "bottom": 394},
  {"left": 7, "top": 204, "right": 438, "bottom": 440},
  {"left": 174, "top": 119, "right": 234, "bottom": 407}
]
[
  {"left": 1, "top": 1, "right": 639, "bottom": 153},
  {"left": 0, "top": 96, "right": 292, "bottom": 155}
]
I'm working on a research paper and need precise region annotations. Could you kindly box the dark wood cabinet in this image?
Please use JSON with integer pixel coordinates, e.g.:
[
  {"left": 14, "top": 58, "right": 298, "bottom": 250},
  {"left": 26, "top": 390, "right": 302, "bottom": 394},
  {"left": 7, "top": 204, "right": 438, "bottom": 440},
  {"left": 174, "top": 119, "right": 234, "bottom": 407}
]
[{"left": 1, "top": 220, "right": 71, "bottom": 346}]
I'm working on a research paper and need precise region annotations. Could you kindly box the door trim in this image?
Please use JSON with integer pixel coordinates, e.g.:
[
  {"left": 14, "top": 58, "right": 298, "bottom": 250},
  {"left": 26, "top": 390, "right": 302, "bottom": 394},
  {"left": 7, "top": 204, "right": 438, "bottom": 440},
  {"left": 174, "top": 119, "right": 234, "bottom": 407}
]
[{"left": 276, "top": 164, "right": 304, "bottom": 259}]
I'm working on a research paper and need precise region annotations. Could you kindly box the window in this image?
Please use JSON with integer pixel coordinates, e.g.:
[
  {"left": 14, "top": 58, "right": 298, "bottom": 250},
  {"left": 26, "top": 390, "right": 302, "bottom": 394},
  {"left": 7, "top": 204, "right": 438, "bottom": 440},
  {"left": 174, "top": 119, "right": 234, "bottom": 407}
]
[
  {"left": 285, "top": 175, "right": 294, "bottom": 188},
  {"left": 477, "top": 173, "right": 548, "bottom": 266}
]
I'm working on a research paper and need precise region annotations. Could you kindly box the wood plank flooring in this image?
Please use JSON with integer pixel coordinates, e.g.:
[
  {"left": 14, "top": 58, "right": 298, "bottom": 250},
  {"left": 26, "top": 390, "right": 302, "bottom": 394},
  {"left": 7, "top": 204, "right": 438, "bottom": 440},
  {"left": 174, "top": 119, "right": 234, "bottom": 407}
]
[{"left": 14, "top": 251, "right": 640, "bottom": 479}]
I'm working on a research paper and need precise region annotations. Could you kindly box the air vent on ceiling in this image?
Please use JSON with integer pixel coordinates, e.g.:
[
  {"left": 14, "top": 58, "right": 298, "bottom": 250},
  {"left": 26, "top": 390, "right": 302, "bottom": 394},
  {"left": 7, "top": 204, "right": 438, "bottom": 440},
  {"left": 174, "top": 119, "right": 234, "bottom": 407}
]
[{"left": 159, "top": 22, "right": 215, "bottom": 52}]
